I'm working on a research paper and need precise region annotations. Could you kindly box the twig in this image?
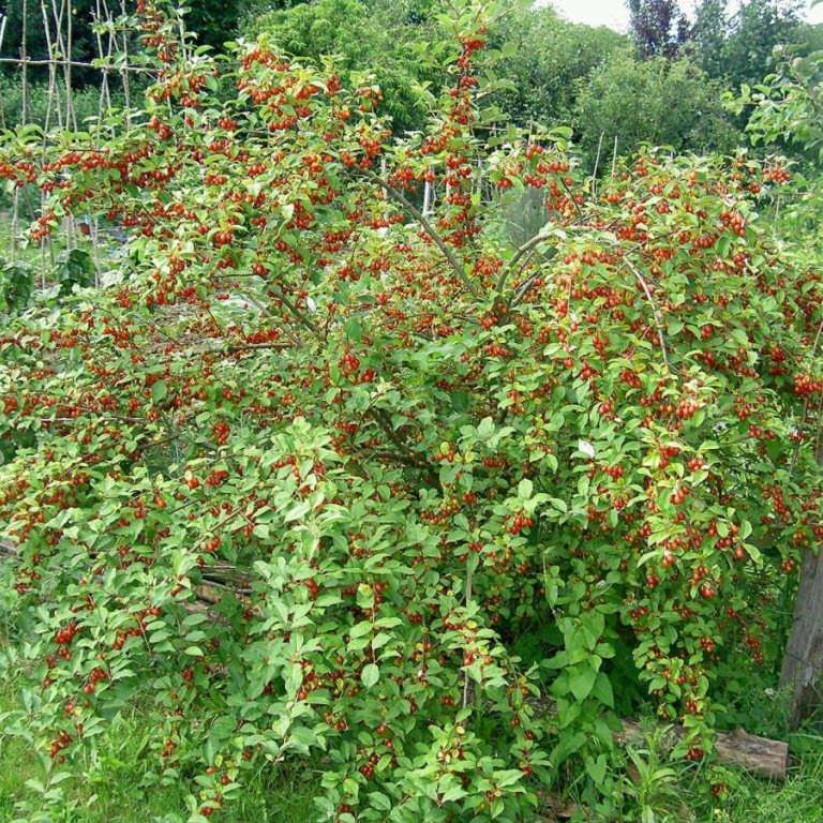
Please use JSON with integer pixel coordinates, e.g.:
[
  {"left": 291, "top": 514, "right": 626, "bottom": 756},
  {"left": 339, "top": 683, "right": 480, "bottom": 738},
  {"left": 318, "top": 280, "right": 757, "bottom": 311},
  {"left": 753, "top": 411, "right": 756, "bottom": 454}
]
[
  {"left": 496, "top": 229, "right": 556, "bottom": 298},
  {"left": 621, "top": 256, "right": 672, "bottom": 373},
  {"left": 360, "top": 169, "right": 481, "bottom": 299},
  {"left": 367, "top": 408, "right": 434, "bottom": 475},
  {"left": 462, "top": 561, "right": 474, "bottom": 710},
  {"left": 0, "top": 57, "right": 155, "bottom": 73}
]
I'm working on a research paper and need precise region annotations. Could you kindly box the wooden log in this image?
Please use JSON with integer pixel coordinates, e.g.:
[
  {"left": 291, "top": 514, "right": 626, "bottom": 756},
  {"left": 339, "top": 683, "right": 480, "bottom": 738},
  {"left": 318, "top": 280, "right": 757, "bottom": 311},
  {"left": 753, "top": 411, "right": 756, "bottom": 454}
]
[
  {"left": 617, "top": 720, "right": 788, "bottom": 780},
  {"left": 0, "top": 538, "right": 18, "bottom": 558}
]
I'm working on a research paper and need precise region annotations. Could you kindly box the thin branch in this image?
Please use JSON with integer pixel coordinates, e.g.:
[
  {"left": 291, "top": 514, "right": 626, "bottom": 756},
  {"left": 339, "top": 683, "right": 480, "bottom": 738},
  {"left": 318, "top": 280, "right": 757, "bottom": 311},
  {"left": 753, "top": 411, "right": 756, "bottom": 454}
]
[
  {"left": 367, "top": 408, "right": 434, "bottom": 474},
  {"left": 360, "top": 169, "right": 481, "bottom": 299},
  {"left": 222, "top": 341, "right": 290, "bottom": 353},
  {"left": 495, "top": 228, "right": 556, "bottom": 298},
  {"left": 462, "top": 561, "right": 474, "bottom": 709},
  {"left": 621, "top": 256, "right": 672, "bottom": 373},
  {"left": 0, "top": 57, "right": 155, "bottom": 73},
  {"left": 261, "top": 286, "right": 319, "bottom": 338},
  {"left": 511, "top": 268, "right": 546, "bottom": 307}
]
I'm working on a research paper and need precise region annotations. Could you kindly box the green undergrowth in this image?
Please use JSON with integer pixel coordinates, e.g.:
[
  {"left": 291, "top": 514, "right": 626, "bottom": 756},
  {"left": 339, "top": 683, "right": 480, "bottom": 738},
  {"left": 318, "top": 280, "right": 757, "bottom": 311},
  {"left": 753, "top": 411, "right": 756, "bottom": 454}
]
[
  {"left": 0, "top": 651, "right": 317, "bottom": 823},
  {"left": 693, "top": 744, "right": 823, "bottom": 823},
  {"left": 2, "top": 655, "right": 821, "bottom": 823}
]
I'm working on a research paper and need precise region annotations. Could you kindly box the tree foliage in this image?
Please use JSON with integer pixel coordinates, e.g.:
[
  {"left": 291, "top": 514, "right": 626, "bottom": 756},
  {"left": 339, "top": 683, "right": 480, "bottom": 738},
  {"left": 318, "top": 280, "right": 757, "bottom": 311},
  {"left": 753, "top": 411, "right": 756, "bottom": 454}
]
[
  {"left": 688, "top": 0, "right": 804, "bottom": 88},
  {"left": 491, "top": 1, "right": 625, "bottom": 127},
  {"left": 689, "top": 0, "right": 730, "bottom": 78},
  {"left": 247, "top": 0, "right": 447, "bottom": 133},
  {"left": 574, "top": 50, "right": 738, "bottom": 170},
  {"left": 745, "top": 48, "right": 823, "bottom": 160},
  {"left": 717, "top": 0, "right": 803, "bottom": 89},
  {"left": 627, "top": 0, "right": 690, "bottom": 58}
]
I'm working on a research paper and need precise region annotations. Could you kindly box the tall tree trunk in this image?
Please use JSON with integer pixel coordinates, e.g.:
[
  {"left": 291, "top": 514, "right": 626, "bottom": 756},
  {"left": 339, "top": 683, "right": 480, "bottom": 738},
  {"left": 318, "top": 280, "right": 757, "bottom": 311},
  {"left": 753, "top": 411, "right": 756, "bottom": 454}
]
[{"left": 780, "top": 447, "right": 823, "bottom": 726}]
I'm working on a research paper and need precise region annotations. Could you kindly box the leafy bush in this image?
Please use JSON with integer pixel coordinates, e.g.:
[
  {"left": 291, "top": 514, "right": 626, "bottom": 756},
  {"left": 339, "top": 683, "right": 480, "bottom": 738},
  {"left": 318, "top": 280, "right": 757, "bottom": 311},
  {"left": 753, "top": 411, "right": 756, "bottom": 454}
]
[
  {"left": 0, "top": 2, "right": 821, "bottom": 821},
  {"left": 574, "top": 50, "right": 739, "bottom": 171}
]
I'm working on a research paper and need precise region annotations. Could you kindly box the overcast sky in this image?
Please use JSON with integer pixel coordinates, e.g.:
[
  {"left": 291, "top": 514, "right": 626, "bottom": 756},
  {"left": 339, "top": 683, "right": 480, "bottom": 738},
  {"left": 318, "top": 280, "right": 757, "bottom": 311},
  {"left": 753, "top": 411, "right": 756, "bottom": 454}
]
[{"left": 547, "top": 0, "right": 823, "bottom": 32}]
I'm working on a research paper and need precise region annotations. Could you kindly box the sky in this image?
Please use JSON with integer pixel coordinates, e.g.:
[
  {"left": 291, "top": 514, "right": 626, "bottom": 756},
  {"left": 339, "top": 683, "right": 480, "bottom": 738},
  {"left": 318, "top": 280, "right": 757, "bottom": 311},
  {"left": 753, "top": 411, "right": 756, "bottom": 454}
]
[{"left": 547, "top": 1, "right": 823, "bottom": 32}]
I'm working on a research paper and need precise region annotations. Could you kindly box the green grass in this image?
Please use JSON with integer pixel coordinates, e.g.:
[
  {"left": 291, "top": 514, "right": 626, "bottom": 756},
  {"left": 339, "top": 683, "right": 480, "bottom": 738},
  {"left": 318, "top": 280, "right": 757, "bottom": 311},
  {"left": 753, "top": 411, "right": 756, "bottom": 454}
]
[
  {"left": 0, "top": 660, "right": 318, "bottom": 823},
  {"left": 715, "top": 751, "right": 823, "bottom": 822}
]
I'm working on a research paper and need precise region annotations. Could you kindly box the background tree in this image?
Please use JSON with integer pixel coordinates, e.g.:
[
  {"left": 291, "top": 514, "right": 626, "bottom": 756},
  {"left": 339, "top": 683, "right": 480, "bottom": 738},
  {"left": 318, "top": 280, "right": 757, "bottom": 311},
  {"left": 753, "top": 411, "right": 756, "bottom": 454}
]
[
  {"left": 247, "top": 0, "right": 445, "bottom": 132},
  {"left": 689, "top": 0, "right": 730, "bottom": 77},
  {"left": 187, "top": 0, "right": 309, "bottom": 52},
  {"left": 491, "top": 1, "right": 625, "bottom": 127},
  {"left": 626, "top": 0, "right": 690, "bottom": 58},
  {"left": 688, "top": 0, "right": 804, "bottom": 89},
  {"left": 720, "top": 0, "right": 802, "bottom": 89},
  {"left": 574, "top": 50, "right": 738, "bottom": 170}
]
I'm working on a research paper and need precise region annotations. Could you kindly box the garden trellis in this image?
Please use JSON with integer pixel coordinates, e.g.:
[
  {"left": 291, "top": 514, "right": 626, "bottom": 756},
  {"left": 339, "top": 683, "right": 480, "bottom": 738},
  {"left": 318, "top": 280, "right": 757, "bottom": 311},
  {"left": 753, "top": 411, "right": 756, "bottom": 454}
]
[{"left": 0, "top": 0, "right": 154, "bottom": 278}]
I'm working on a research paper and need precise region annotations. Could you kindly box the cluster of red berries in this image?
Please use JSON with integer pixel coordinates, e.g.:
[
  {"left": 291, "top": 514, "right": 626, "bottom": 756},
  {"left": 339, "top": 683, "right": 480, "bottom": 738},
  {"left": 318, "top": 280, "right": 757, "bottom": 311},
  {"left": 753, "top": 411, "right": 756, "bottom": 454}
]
[
  {"left": 54, "top": 622, "right": 78, "bottom": 645},
  {"left": 212, "top": 421, "right": 230, "bottom": 445},
  {"left": 83, "top": 666, "right": 109, "bottom": 694},
  {"left": 206, "top": 469, "right": 229, "bottom": 487},
  {"left": 49, "top": 730, "right": 72, "bottom": 759},
  {"left": 719, "top": 209, "right": 747, "bottom": 236},
  {"left": 764, "top": 164, "right": 791, "bottom": 184},
  {"left": 793, "top": 373, "right": 823, "bottom": 397},
  {"left": 508, "top": 512, "right": 535, "bottom": 536},
  {"left": 339, "top": 351, "right": 360, "bottom": 377}
]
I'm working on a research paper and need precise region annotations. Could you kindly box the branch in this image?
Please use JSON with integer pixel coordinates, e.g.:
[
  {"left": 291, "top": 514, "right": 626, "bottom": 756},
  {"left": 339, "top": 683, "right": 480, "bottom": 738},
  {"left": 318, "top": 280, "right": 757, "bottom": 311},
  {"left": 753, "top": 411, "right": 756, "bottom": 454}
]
[
  {"left": 367, "top": 408, "right": 439, "bottom": 483},
  {"left": 241, "top": 286, "right": 317, "bottom": 342},
  {"left": 496, "top": 229, "right": 560, "bottom": 300},
  {"left": 510, "top": 268, "right": 551, "bottom": 307},
  {"left": 360, "top": 169, "right": 481, "bottom": 299},
  {"left": 0, "top": 57, "right": 154, "bottom": 73},
  {"left": 621, "top": 256, "right": 672, "bottom": 374},
  {"left": 223, "top": 341, "right": 290, "bottom": 353}
]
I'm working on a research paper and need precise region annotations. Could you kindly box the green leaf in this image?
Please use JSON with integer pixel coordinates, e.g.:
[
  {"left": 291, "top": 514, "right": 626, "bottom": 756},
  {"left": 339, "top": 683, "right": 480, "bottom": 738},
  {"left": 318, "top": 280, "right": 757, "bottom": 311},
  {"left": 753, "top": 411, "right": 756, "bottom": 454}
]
[
  {"left": 585, "top": 754, "right": 608, "bottom": 787},
  {"left": 284, "top": 500, "right": 311, "bottom": 523},
  {"left": 345, "top": 318, "right": 363, "bottom": 342},
  {"left": 361, "top": 663, "right": 379, "bottom": 688},
  {"left": 477, "top": 417, "right": 494, "bottom": 439},
  {"left": 151, "top": 380, "right": 167, "bottom": 402},
  {"left": 349, "top": 621, "right": 373, "bottom": 639},
  {"left": 368, "top": 792, "right": 392, "bottom": 811},
  {"left": 568, "top": 665, "right": 597, "bottom": 701},
  {"left": 590, "top": 672, "right": 615, "bottom": 708},
  {"left": 253, "top": 523, "right": 271, "bottom": 539}
]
